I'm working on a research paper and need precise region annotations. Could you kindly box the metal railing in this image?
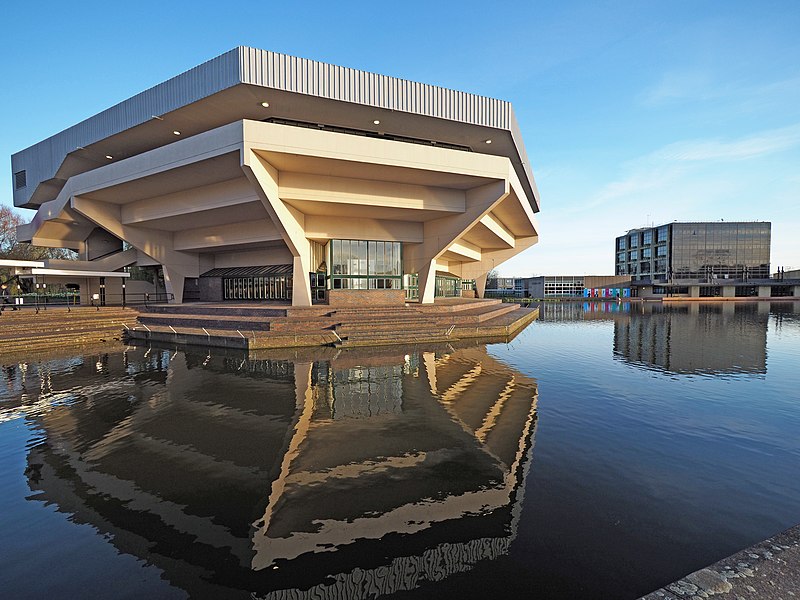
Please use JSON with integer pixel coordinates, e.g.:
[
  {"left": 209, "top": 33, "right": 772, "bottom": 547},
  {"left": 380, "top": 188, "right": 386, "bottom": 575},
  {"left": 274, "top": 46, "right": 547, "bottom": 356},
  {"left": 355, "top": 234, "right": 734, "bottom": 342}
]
[{"left": 0, "top": 292, "right": 174, "bottom": 311}]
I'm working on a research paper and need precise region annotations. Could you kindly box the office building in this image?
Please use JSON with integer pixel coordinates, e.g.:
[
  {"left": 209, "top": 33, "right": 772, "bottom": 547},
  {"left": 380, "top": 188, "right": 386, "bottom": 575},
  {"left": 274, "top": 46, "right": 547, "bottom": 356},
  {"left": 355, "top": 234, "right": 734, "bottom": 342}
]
[
  {"left": 615, "top": 221, "right": 771, "bottom": 283},
  {"left": 612, "top": 221, "right": 799, "bottom": 298}
]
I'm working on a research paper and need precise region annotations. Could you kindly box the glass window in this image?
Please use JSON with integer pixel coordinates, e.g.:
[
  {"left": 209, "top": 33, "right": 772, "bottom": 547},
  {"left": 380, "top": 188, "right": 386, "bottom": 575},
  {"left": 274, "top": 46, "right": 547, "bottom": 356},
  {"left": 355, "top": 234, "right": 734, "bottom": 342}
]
[{"left": 643, "top": 230, "right": 653, "bottom": 245}]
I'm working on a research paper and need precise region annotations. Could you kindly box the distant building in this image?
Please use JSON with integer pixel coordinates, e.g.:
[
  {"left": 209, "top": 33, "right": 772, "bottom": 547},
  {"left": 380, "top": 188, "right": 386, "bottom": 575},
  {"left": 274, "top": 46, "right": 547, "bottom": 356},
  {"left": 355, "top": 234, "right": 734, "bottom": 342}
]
[
  {"left": 615, "top": 221, "right": 771, "bottom": 284},
  {"left": 484, "top": 277, "right": 523, "bottom": 298},
  {"left": 614, "top": 221, "right": 800, "bottom": 298},
  {"left": 526, "top": 275, "right": 631, "bottom": 299}
]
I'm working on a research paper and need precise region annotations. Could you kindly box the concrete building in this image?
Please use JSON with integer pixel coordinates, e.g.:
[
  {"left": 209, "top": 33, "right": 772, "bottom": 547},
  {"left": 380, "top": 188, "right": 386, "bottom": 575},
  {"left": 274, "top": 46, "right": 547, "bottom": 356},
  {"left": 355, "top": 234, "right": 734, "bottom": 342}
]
[{"left": 12, "top": 47, "right": 540, "bottom": 307}]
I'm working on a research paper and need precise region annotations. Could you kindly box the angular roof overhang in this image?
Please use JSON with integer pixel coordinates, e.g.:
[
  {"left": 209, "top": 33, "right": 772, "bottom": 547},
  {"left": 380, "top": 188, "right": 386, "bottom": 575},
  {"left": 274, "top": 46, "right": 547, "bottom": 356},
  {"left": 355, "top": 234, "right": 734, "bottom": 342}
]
[{"left": 12, "top": 47, "right": 539, "bottom": 214}]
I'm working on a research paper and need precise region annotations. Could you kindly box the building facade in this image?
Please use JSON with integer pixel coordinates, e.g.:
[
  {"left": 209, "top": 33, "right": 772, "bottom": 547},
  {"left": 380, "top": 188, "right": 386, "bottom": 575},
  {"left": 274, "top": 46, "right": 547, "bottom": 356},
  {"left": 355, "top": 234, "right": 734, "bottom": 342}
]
[
  {"left": 615, "top": 222, "right": 771, "bottom": 284},
  {"left": 525, "top": 275, "right": 631, "bottom": 299},
  {"left": 11, "top": 47, "right": 540, "bottom": 307}
]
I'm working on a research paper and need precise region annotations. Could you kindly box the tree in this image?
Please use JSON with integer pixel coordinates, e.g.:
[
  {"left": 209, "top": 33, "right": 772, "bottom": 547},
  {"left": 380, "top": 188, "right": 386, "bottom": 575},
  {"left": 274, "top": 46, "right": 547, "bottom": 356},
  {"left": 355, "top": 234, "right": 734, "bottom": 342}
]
[{"left": 486, "top": 268, "right": 500, "bottom": 285}]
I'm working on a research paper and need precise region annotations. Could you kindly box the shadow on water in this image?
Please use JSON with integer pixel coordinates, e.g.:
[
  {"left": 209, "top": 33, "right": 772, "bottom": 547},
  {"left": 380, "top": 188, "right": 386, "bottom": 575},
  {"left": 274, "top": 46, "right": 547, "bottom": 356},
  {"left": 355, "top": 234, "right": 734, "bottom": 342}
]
[{"left": 2, "top": 339, "right": 538, "bottom": 599}]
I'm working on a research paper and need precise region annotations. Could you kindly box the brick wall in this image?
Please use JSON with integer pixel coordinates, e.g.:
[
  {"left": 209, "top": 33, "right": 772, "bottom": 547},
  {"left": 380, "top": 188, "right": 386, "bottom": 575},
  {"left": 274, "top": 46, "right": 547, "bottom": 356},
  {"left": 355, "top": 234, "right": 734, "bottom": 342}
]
[{"left": 328, "top": 289, "right": 406, "bottom": 307}]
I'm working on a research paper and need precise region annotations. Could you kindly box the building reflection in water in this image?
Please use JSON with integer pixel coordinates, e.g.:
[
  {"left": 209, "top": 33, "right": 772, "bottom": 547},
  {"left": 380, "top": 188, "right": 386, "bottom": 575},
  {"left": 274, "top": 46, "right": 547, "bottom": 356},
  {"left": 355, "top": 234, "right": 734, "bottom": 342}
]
[
  {"left": 613, "top": 302, "right": 774, "bottom": 376},
  {"left": 14, "top": 341, "right": 538, "bottom": 599}
]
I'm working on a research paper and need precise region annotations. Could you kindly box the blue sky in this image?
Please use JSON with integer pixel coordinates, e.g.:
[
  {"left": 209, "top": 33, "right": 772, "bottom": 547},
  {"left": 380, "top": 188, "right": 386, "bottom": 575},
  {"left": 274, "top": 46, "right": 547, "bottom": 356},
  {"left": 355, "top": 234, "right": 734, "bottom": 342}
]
[{"left": 2, "top": 0, "right": 798, "bottom": 275}]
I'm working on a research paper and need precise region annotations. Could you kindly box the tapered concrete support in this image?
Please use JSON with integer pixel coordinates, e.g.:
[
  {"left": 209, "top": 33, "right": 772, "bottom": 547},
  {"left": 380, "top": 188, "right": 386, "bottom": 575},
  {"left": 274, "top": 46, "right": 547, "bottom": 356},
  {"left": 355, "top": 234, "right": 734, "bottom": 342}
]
[
  {"left": 757, "top": 286, "right": 771, "bottom": 298},
  {"left": 794, "top": 286, "right": 800, "bottom": 297},
  {"left": 418, "top": 260, "right": 438, "bottom": 305},
  {"left": 243, "top": 150, "right": 313, "bottom": 307},
  {"left": 71, "top": 195, "right": 200, "bottom": 303},
  {"left": 722, "top": 285, "right": 735, "bottom": 298},
  {"left": 689, "top": 285, "right": 700, "bottom": 298},
  {"left": 475, "top": 273, "right": 488, "bottom": 299},
  {"left": 162, "top": 265, "right": 186, "bottom": 304},
  {"left": 404, "top": 180, "right": 511, "bottom": 304}
]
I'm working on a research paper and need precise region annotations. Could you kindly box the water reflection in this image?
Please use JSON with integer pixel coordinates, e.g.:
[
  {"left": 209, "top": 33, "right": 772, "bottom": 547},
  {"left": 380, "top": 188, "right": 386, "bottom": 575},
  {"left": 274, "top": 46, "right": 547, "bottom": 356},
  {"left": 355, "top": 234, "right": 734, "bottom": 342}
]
[{"left": 5, "top": 341, "right": 538, "bottom": 599}]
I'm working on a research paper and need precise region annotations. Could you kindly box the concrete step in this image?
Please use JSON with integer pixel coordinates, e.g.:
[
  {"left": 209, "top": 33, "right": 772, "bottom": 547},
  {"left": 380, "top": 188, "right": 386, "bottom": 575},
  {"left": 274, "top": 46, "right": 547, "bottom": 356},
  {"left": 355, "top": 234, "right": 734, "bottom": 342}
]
[
  {"left": 143, "top": 304, "right": 287, "bottom": 318},
  {"left": 138, "top": 313, "right": 273, "bottom": 331},
  {"left": 335, "top": 334, "right": 456, "bottom": 348}
]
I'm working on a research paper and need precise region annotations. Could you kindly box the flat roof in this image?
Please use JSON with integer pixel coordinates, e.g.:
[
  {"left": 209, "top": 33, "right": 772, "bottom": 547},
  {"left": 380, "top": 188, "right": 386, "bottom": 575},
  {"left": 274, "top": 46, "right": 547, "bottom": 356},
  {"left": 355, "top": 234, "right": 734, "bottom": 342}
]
[{"left": 12, "top": 47, "right": 539, "bottom": 212}]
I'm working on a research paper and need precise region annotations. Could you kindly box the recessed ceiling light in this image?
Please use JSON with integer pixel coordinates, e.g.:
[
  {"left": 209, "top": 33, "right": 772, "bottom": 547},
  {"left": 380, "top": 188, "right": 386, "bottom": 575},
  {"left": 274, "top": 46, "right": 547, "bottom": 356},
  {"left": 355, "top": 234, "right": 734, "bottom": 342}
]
[
  {"left": 485, "top": 139, "right": 492, "bottom": 144},
  {"left": 261, "top": 102, "right": 270, "bottom": 108},
  {"left": 173, "top": 130, "right": 181, "bottom": 136},
  {"left": 105, "top": 155, "right": 113, "bottom": 160},
  {"left": 373, "top": 120, "right": 381, "bottom": 125}
]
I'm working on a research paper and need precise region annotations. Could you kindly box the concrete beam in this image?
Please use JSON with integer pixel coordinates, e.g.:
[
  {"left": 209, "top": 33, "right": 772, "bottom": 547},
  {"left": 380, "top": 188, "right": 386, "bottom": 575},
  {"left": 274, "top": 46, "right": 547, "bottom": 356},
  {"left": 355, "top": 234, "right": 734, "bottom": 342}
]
[
  {"left": 174, "top": 220, "right": 283, "bottom": 251},
  {"left": 279, "top": 172, "right": 465, "bottom": 214},
  {"left": 446, "top": 241, "right": 482, "bottom": 262},
  {"left": 479, "top": 213, "right": 515, "bottom": 248},
  {"left": 304, "top": 216, "right": 423, "bottom": 243},
  {"left": 121, "top": 177, "right": 259, "bottom": 225}
]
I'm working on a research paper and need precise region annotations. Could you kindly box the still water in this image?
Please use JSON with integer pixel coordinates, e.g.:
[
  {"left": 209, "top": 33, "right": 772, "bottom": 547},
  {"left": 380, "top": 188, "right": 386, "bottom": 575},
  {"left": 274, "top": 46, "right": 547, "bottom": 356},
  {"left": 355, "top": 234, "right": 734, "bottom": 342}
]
[{"left": 1, "top": 301, "right": 799, "bottom": 599}]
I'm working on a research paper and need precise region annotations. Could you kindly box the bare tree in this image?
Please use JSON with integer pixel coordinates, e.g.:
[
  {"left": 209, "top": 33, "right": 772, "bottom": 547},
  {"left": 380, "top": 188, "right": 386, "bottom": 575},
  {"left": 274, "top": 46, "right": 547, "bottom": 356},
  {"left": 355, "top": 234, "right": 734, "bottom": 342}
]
[{"left": 0, "top": 204, "right": 77, "bottom": 262}]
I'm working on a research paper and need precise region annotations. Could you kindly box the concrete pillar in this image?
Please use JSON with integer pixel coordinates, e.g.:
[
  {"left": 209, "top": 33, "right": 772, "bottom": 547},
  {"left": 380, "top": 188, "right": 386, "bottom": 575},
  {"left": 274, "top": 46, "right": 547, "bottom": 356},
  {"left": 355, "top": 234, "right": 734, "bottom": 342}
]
[
  {"left": 793, "top": 285, "right": 800, "bottom": 298},
  {"left": 757, "top": 286, "right": 771, "bottom": 298},
  {"left": 722, "top": 285, "right": 735, "bottom": 298},
  {"left": 689, "top": 285, "right": 700, "bottom": 298},
  {"left": 291, "top": 253, "right": 313, "bottom": 307},
  {"left": 162, "top": 265, "right": 186, "bottom": 304},
  {"left": 418, "top": 260, "right": 437, "bottom": 305},
  {"left": 475, "top": 272, "right": 487, "bottom": 299}
]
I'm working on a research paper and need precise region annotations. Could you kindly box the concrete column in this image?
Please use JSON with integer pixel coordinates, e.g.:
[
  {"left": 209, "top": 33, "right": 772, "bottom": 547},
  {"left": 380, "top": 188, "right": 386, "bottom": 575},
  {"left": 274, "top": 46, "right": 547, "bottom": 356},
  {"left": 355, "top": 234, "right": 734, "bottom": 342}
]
[
  {"left": 418, "top": 260, "right": 437, "bottom": 305},
  {"left": 475, "top": 272, "right": 488, "bottom": 299},
  {"left": 793, "top": 285, "right": 800, "bottom": 298},
  {"left": 162, "top": 265, "right": 186, "bottom": 304},
  {"left": 722, "top": 285, "right": 735, "bottom": 298},
  {"left": 243, "top": 151, "right": 313, "bottom": 307},
  {"left": 757, "top": 286, "right": 771, "bottom": 298},
  {"left": 689, "top": 285, "right": 700, "bottom": 298},
  {"left": 291, "top": 252, "right": 313, "bottom": 307}
]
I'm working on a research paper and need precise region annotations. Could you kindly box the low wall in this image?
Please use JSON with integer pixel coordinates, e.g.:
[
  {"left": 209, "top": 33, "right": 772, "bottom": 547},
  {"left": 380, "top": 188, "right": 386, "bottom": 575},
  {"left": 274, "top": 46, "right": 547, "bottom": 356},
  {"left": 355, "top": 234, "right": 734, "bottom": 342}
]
[{"left": 328, "top": 289, "right": 406, "bottom": 307}]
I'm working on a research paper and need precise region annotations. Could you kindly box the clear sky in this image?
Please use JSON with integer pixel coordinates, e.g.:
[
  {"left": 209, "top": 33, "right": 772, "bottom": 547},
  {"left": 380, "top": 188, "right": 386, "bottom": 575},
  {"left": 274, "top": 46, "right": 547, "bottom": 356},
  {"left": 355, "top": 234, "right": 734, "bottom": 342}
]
[{"left": 2, "top": 0, "right": 798, "bottom": 275}]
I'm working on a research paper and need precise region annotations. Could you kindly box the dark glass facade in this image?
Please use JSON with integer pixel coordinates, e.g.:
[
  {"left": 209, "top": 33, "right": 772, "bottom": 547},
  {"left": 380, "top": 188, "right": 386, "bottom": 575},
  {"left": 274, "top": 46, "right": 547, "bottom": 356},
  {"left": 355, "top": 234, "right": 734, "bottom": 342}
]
[{"left": 615, "top": 222, "right": 771, "bottom": 283}]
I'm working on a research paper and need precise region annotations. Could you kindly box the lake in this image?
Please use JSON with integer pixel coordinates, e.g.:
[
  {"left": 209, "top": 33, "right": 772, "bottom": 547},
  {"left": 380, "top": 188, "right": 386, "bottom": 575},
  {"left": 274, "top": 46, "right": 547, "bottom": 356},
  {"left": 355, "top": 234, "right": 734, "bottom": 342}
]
[{"left": 1, "top": 301, "right": 798, "bottom": 599}]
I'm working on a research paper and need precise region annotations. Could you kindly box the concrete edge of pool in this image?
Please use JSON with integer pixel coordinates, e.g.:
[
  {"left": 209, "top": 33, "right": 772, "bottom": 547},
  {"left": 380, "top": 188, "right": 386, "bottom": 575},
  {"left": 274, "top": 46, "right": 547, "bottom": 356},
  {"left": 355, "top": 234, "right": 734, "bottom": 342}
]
[{"left": 640, "top": 523, "right": 800, "bottom": 599}]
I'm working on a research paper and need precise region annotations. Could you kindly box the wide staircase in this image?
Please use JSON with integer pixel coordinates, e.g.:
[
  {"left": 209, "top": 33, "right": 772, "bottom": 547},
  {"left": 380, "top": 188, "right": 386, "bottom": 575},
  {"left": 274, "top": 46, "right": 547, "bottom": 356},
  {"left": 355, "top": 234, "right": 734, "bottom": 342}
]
[
  {"left": 0, "top": 306, "right": 140, "bottom": 355},
  {"left": 127, "top": 299, "right": 537, "bottom": 349}
]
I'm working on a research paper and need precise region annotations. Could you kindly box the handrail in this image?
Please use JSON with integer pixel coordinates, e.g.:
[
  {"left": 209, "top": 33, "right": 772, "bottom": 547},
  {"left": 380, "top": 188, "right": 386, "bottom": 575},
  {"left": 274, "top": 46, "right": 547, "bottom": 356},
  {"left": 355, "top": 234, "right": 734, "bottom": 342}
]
[{"left": 0, "top": 291, "right": 174, "bottom": 311}]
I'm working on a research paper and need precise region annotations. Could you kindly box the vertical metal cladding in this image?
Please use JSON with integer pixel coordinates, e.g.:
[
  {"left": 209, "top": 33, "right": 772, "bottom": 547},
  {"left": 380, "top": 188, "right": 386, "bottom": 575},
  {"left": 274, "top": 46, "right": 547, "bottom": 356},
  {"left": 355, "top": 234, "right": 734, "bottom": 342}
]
[{"left": 237, "top": 47, "right": 510, "bottom": 129}]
